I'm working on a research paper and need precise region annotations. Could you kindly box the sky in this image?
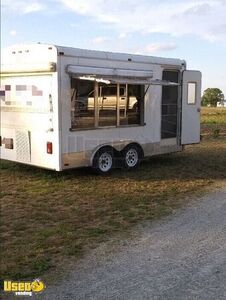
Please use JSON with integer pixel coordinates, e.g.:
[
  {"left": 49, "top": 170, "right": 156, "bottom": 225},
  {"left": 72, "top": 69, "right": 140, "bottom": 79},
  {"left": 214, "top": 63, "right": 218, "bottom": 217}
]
[{"left": 1, "top": 0, "right": 226, "bottom": 97}]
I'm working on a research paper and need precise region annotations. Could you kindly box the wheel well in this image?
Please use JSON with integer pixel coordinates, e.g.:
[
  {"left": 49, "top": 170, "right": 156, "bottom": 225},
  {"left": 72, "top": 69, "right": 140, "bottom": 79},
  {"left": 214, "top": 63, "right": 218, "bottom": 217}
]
[
  {"left": 122, "top": 143, "right": 144, "bottom": 159},
  {"left": 92, "top": 145, "right": 119, "bottom": 163}
]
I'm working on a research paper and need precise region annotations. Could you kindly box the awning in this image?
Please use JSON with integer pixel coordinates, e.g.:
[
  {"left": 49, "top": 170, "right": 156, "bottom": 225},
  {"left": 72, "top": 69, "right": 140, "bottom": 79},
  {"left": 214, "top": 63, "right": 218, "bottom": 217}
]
[
  {"left": 66, "top": 65, "right": 180, "bottom": 86},
  {"left": 75, "top": 75, "right": 153, "bottom": 85},
  {"left": 67, "top": 65, "right": 153, "bottom": 79}
]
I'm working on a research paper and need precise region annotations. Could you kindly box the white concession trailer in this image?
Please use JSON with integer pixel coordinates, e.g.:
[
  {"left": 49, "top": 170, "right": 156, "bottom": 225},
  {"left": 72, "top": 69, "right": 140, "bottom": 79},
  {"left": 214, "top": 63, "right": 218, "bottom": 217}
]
[{"left": 0, "top": 44, "right": 201, "bottom": 173}]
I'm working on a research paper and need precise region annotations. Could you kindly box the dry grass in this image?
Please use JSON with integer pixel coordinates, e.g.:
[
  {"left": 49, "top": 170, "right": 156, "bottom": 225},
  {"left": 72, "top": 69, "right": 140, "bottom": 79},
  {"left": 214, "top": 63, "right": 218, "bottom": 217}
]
[
  {"left": 0, "top": 107, "right": 225, "bottom": 282},
  {"left": 201, "top": 107, "right": 226, "bottom": 136},
  {"left": 201, "top": 107, "right": 226, "bottom": 124},
  {"left": 1, "top": 136, "right": 226, "bottom": 281}
]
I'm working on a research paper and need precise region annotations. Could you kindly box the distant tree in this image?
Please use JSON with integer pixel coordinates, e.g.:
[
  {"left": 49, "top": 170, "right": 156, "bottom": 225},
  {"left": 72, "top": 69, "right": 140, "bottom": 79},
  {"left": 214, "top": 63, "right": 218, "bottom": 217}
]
[{"left": 201, "top": 88, "right": 224, "bottom": 107}]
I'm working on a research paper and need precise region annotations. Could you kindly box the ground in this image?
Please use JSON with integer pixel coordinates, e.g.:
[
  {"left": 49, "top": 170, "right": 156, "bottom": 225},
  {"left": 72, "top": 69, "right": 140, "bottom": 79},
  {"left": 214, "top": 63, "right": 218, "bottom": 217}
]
[
  {"left": 42, "top": 182, "right": 226, "bottom": 300},
  {"left": 0, "top": 107, "right": 226, "bottom": 296}
]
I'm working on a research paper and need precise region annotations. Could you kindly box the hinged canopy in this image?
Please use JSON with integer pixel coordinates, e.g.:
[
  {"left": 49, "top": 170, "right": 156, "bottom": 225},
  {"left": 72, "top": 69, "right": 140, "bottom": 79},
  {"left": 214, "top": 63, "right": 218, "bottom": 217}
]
[{"left": 66, "top": 65, "right": 180, "bottom": 86}]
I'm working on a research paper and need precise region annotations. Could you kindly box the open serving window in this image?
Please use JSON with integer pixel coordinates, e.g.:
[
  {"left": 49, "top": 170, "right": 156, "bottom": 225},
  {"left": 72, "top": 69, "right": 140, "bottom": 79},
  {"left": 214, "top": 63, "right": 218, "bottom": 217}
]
[{"left": 67, "top": 65, "right": 180, "bottom": 130}]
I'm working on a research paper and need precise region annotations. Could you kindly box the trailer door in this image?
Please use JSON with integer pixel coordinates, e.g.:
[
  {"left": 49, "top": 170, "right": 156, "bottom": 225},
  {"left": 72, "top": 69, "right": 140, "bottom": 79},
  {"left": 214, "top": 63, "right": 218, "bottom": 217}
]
[{"left": 181, "top": 70, "right": 201, "bottom": 145}]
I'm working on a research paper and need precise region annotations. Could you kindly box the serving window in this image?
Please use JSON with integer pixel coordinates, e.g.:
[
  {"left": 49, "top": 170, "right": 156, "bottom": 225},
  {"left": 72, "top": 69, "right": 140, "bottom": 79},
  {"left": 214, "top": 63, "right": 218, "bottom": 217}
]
[
  {"left": 98, "top": 84, "right": 117, "bottom": 127},
  {"left": 71, "top": 79, "right": 95, "bottom": 129},
  {"left": 70, "top": 78, "right": 145, "bottom": 130}
]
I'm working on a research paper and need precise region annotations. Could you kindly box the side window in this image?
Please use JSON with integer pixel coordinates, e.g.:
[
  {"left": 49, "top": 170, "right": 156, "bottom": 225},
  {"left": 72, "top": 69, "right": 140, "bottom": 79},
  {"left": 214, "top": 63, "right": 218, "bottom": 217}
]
[
  {"left": 98, "top": 84, "right": 117, "bottom": 127},
  {"left": 119, "top": 84, "right": 144, "bottom": 126},
  {"left": 71, "top": 78, "right": 95, "bottom": 129},
  {"left": 120, "top": 87, "right": 126, "bottom": 96},
  {"left": 70, "top": 79, "right": 145, "bottom": 129},
  {"left": 187, "top": 82, "right": 196, "bottom": 104}
]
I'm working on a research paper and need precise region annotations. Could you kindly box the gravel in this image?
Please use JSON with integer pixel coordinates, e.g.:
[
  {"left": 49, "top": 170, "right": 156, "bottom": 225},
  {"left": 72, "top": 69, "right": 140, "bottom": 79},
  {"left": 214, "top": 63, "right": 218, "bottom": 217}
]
[{"left": 42, "top": 183, "right": 226, "bottom": 300}]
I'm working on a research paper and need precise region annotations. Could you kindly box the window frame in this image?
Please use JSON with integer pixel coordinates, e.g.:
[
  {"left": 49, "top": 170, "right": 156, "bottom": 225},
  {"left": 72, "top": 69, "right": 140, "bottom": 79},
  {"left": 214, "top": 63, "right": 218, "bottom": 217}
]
[
  {"left": 70, "top": 78, "right": 96, "bottom": 130},
  {"left": 187, "top": 82, "right": 197, "bottom": 105},
  {"left": 70, "top": 78, "right": 146, "bottom": 131}
]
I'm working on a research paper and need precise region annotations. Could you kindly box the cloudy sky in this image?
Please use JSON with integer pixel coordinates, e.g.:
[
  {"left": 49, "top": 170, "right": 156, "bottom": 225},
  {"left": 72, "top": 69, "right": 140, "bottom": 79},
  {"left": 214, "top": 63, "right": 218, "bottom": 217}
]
[{"left": 2, "top": 0, "right": 226, "bottom": 96}]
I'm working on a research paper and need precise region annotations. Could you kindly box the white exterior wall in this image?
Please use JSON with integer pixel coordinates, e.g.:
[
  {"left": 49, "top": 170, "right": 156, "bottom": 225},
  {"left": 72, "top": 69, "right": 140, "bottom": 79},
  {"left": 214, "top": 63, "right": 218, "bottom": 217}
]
[
  {"left": 1, "top": 44, "right": 186, "bottom": 170},
  {"left": 58, "top": 50, "right": 182, "bottom": 169},
  {"left": 0, "top": 45, "right": 61, "bottom": 170}
]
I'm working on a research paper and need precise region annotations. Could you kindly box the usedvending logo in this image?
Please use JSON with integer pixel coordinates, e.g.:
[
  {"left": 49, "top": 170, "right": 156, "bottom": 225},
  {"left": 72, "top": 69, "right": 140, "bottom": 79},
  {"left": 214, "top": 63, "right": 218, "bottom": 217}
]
[{"left": 4, "top": 279, "right": 45, "bottom": 297}]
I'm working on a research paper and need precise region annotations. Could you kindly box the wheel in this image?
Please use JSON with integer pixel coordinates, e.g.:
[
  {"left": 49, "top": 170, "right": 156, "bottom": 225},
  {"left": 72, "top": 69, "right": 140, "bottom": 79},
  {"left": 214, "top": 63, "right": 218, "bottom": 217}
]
[
  {"left": 122, "top": 144, "right": 141, "bottom": 170},
  {"left": 92, "top": 147, "right": 114, "bottom": 174}
]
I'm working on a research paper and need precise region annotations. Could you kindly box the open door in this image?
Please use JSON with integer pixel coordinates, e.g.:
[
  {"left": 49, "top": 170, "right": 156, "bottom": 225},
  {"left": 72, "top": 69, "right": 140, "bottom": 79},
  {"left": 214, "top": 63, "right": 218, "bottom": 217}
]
[{"left": 181, "top": 70, "right": 201, "bottom": 145}]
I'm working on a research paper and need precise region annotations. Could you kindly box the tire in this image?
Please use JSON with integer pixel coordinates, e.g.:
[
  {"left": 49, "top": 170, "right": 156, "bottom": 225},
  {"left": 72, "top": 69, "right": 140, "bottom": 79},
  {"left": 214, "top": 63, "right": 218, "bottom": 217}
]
[
  {"left": 122, "top": 144, "right": 142, "bottom": 170},
  {"left": 92, "top": 147, "right": 114, "bottom": 174}
]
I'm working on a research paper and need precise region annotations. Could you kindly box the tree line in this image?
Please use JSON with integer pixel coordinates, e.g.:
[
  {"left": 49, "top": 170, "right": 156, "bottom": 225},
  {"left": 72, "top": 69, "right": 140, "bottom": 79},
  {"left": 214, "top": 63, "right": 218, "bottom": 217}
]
[{"left": 201, "top": 88, "right": 225, "bottom": 107}]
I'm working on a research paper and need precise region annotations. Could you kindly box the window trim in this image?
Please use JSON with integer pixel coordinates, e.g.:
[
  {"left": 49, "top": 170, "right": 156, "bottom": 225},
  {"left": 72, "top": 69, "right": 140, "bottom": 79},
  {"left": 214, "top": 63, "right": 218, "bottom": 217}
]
[
  {"left": 70, "top": 78, "right": 146, "bottom": 131},
  {"left": 94, "top": 81, "right": 99, "bottom": 127},
  {"left": 116, "top": 84, "right": 120, "bottom": 127},
  {"left": 69, "top": 124, "right": 146, "bottom": 132},
  {"left": 187, "top": 81, "right": 197, "bottom": 105}
]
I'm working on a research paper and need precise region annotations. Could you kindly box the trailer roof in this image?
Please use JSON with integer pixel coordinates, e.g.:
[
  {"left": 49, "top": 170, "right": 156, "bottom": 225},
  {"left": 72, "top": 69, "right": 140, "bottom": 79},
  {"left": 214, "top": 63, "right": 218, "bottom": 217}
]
[
  {"left": 56, "top": 44, "right": 186, "bottom": 67},
  {"left": 2, "top": 44, "right": 186, "bottom": 68}
]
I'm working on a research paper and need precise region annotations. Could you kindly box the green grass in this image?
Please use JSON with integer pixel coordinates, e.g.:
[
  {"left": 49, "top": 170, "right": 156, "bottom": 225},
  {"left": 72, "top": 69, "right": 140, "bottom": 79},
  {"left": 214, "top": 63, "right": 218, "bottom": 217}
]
[{"left": 0, "top": 107, "right": 226, "bottom": 282}]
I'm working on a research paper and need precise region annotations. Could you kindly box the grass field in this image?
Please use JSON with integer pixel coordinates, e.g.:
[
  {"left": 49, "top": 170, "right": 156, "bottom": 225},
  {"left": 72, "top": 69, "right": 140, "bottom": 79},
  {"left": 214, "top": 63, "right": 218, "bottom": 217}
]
[
  {"left": 201, "top": 107, "right": 226, "bottom": 136},
  {"left": 1, "top": 107, "right": 226, "bottom": 282}
]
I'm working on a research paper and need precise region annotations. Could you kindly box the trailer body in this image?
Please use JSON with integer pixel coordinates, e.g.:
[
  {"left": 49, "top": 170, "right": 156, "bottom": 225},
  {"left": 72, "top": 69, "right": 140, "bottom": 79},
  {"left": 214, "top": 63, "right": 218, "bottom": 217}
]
[{"left": 0, "top": 44, "right": 201, "bottom": 172}]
